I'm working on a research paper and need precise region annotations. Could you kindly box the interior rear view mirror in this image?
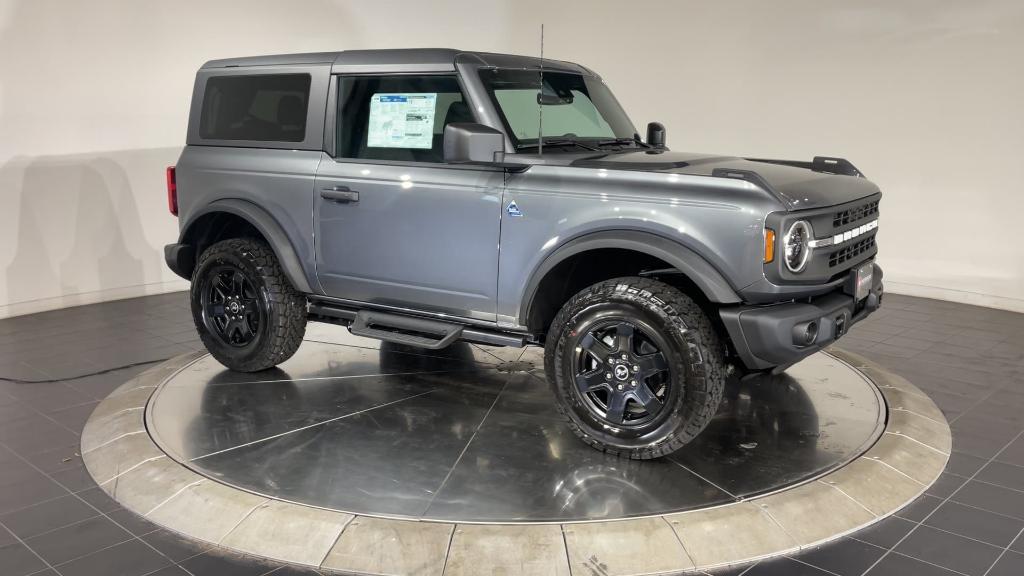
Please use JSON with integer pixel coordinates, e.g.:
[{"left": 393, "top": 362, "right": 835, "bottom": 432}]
[{"left": 537, "top": 92, "right": 573, "bottom": 105}]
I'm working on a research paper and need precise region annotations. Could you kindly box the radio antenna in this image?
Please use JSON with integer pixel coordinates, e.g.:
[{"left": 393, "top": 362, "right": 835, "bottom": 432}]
[{"left": 538, "top": 23, "right": 544, "bottom": 157}]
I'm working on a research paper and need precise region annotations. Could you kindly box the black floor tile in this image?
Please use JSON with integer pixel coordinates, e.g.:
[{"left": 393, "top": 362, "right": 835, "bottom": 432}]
[
  {"left": 62, "top": 366, "right": 152, "bottom": 401},
  {"left": 1013, "top": 533, "right": 1024, "bottom": 554},
  {"left": 18, "top": 443, "right": 84, "bottom": 475},
  {"left": 56, "top": 538, "right": 172, "bottom": 576},
  {"left": 924, "top": 500, "right": 1024, "bottom": 548},
  {"left": 893, "top": 524, "right": 1003, "bottom": 575},
  {"left": 946, "top": 452, "right": 991, "bottom": 477},
  {"left": 46, "top": 401, "right": 99, "bottom": 433},
  {"left": 0, "top": 363, "right": 51, "bottom": 382},
  {"left": 0, "top": 400, "right": 37, "bottom": 429},
  {"left": 951, "top": 428, "right": 1015, "bottom": 460},
  {"left": 796, "top": 537, "right": 885, "bottom": 576},
  {"left": 742, "top": 556, "right": 832, "bottom": 575},
  {"left": 139, "top": 528, "right": 209, "bottom": 563},
  {"left": 143, "top": 566, "right": 192, "bottom": 576},
  {"left": 0, "top": 418, "right": 79, "bottom": 455},
  {"left": 986, "top": 551, "right": 1024, "bottom": 576},
  {"left": 0, "top": 461, "right": 47, "bottom": 490},
  {"left": 976, "top": 461, "right": 1024, "bottom": 491},
  {"left": 953, "top": 480, "right": 1024, "bottom": 521},
  {"left": 4, "top": 383, "right": 95, "bottom": 413},
  {"left": 179, "top": 550, "right": 280, "bottom": 576},
  {"left": 0, "top": 477, "right": 68, "bottom": 516},
  {"left": 23, "top": 515, "right": 133, "bottom": 566},
  {"left": 998, "top": 436, "right": 1024, "bottom": 466},
  {"left": 107, "top": 508, "right": 159, "bottom": 537},
  {"left": 866, "top": 552, "right": 961, "bottom": 575},
  {"left": 76, "top": 487, "right": 122, "bottom": 514},
  {"left": 0, "top": 494, "right": 99, "bottom": 539},
  {"left": 0, "top": 542, "right": 48, "bottom": 576},
  {"left": 0, "top": 524, "right": 14, "bottom": 548},
  {"left": 50, "top": 465, "right": 97, "bottom": 493},
  {"left": 895, "top": 494, "right": 943, "bottom": 522},
  {"left": 926, "top": 472, "right": 968, "bottom": 499}
]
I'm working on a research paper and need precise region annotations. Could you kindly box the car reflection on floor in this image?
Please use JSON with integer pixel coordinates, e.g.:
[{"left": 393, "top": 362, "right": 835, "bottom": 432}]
[{"left": 149, "top": 339, "right": 884, "bottom": 522}]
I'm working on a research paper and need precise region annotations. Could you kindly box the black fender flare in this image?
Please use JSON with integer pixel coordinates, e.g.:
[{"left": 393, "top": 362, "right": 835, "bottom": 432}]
[
  {"left": 518, "top": 230, "right": 741, "bottom": 326},
  {"left": 179, "top": 199, "right": 313, "bottom": 294}
]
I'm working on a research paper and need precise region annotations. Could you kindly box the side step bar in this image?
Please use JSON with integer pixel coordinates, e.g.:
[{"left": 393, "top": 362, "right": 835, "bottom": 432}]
[
  {"left": 350, "top": 310, "right": 462, "bottom": 350},
  {"left": 307, "top": 301, "right": 527, "bottom": 348}
]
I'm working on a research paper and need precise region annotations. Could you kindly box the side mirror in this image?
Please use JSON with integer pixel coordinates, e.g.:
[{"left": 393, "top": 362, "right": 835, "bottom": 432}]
[
  {"left": 646, "top": 122, "right": 666, "bottom": 148},
  {"left": 443, "top": 123, "right": 506, "bottom": 164}
]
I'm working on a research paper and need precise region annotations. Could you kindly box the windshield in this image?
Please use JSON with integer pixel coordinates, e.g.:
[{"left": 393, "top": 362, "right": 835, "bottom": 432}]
[{"left": 478, "top": 68, "right": 637, "bottom": 149}]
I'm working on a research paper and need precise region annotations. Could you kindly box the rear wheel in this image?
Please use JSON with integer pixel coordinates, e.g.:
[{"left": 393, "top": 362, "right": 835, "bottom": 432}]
[
  {"left": 544, "top": 277, "right": 727, "bottom": 459},
  {"left": 191, "top": 238, "right": 306, "bottom": 372}
]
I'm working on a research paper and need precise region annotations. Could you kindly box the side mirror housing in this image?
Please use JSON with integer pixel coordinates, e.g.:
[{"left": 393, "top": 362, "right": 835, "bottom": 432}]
[
  {"left": 443, "top": 123, "right": 506, "bottom": 164},
  {"left": 646, "top": 122, "right": 666, "bottom": 148}
]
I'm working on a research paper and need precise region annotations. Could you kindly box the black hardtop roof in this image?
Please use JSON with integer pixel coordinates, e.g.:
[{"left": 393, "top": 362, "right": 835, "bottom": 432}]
[{"left": 200, "top": 48, "right": 593, "bottom": 75}]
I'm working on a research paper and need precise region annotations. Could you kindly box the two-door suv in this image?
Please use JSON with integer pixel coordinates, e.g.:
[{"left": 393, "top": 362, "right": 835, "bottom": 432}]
[{"left": 165, "top": 49, "right": 883, "bottom": 459}]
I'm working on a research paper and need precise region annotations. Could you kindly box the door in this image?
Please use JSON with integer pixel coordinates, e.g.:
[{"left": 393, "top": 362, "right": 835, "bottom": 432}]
[{"left": 314, "top": 74, "right": 503, "bottom": 322}]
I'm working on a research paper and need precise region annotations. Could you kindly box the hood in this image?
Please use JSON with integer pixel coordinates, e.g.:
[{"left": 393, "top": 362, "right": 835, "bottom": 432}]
[{"left": 569, "top": 150, "right": 880, "bottom": 210}]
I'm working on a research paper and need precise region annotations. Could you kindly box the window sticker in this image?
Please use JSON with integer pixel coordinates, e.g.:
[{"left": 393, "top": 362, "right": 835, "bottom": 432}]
[{"left": 367, "top": 93, "right": 438, "bottom": 149}]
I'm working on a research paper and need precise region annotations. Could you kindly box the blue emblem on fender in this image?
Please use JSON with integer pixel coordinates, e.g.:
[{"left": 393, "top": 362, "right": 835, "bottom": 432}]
[{"left": 506, "top": 200, "right": 523, "bottom": 217}]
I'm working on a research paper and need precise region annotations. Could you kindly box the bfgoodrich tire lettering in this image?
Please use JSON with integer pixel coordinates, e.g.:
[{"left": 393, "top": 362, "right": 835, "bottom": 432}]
[
  {"left": 544, "top": 277, "right": 727, "bottom": 459},
  {"left": 191, "top": 238, "right": 306, "bottom": 372}
]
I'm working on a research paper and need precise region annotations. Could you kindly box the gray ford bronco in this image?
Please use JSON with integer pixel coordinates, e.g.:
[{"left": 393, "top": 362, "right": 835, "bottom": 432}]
[{"left": 165, "top": 49, "right": 883, "bottom": 459}]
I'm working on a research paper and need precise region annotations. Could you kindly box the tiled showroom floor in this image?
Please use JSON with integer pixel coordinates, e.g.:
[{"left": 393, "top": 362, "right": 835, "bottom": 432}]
[{"left": 1, "top": 292, "right": 1023, "bottom": 576}]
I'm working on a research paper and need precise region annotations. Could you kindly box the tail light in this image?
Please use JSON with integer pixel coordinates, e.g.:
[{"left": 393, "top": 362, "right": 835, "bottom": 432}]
[{"left": 166, "top": 166, "right": 178, "bottom": 216}]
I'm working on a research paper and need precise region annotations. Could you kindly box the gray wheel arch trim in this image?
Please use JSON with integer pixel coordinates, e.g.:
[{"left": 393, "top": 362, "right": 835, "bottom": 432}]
[
  {"left": 518, "top": 230, "right": 742, "bottom": 325},
  {"left": 180, "top": 199, "right": 313, "bottom": 294}
]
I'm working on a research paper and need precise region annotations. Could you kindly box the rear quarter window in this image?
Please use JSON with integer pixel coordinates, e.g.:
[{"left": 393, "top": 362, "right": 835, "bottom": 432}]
[{"left": 199, "top": 74, "right": 311, "bottom": 142}]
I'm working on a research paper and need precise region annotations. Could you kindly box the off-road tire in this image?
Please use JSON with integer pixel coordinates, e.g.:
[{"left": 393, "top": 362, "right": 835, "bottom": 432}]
[
  {"left": 191, "top": 238, "right": 306, "bottom": 372},
  {"left": 544, "top": 277, "right": 726, "bottom": 459}
]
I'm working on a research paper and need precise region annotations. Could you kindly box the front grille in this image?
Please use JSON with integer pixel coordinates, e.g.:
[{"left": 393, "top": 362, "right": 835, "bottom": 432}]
[
  {"left": 829, "top": 235, "right": 875, "bottom": 267},
  {"left": 833, "top": 200, "right": 879, "bottom": 228}
]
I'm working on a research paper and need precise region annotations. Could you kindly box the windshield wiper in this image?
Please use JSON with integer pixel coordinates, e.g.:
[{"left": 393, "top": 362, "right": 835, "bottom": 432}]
[
  {"left": 595, "top": 137, "right": 650, "bottom": 149},
  {"left": 518, "top": 138, "right": 599, "bottom": 152}
]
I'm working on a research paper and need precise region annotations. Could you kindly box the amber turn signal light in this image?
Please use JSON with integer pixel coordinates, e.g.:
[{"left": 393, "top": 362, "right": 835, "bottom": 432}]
[{"left": 764, "top": 228, "right": 776, "bottom": 263}]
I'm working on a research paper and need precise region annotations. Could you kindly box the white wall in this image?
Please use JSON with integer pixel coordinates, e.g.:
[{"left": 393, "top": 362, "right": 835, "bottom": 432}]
[{"left": 1, "top": 0, "right": 1022, "bottom": 318}]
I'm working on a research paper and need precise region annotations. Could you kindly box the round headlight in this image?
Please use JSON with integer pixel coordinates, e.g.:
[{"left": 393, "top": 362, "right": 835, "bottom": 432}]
[{"left": 784, "top": 221, "right": 812, "bottom": 273}]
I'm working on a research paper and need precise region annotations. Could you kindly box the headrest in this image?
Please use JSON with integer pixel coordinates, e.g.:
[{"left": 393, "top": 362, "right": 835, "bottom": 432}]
[{"left": 444, "top": 100, "right": 474, "bottom": 125}]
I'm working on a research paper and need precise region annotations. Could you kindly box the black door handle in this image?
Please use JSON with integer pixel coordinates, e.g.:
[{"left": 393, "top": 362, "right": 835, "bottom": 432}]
[{"left": 321, "top": 186, "right": 359, "bottom": 203}]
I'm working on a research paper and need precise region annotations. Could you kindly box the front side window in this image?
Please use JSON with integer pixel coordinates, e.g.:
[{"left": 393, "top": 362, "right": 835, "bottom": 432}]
[
  {"left": 200, "top": 74, "right": 310, "bottom": 142},
  {"left": 479, "top": 68, "right": 636, "bottom": 149},
  {"left": 337, "top": 75, "right": 473, "bottom": 163}
]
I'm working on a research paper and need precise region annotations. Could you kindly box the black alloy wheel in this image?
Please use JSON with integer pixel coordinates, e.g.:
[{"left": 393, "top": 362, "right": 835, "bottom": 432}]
[
  {"left": 200, "top": 266, "right": 263, "bottom": 347},
  {"left": 573, "top": 320, "right": 672, "bottom": 427},
  {"left": 191, "top": 238, "right": 307, "bottom": 372},
  {"left": 545, "top": 277, "right": 727, "bottom": 459}
]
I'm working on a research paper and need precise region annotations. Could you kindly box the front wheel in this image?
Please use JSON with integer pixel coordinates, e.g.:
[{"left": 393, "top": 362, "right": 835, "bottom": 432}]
[
  {"left": 544, "top": 277, "right": 727, "bottom": 459},
  {"left": 191, "top": 238, "right": 307, "bottom": 372}
]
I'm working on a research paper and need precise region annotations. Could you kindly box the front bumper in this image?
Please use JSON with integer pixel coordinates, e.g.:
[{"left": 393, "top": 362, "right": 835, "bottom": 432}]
[{"left": 720, "top": 263, "right": 883, "bottom": 371}]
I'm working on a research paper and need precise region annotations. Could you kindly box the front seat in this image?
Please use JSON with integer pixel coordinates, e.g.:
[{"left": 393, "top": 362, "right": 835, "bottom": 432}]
[{"left": 425, "top": 100, "right": 474, "bottom": 161}]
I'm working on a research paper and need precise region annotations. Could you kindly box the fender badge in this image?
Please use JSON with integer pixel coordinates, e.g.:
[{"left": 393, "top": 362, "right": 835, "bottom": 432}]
[{"left": 506, "top": 200, "right": 523, "bottom": 217}]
